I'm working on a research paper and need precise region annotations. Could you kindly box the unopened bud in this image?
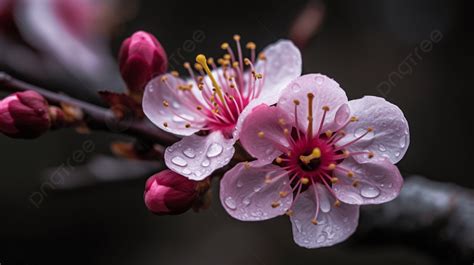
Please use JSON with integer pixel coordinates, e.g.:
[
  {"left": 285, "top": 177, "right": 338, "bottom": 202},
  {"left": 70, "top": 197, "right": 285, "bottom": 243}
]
[
  {"left": 119, "top": 31, "right": 167, "bottom": 94},
  {"left": 144, "top": 170, "right": 204, "bottom": 215},
  {"left": 0, "top": 91, "right": 51, "bottom": 138}
]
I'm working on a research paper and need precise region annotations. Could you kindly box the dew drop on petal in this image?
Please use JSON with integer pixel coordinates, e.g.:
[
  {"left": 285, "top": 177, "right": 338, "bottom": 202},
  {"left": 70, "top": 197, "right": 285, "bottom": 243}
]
[
  {"left": 395, "top": 151, "right": 401, "bottom": 157},
  {"left": 319, "top": 195, "right": 331, "bottom": 213},
  {"left": 183, "top": 148, "right": 196, "bottom": 158},
  {"left": 253, "top": 185, "right": 263, "bottom": 192},
  {"left": 315, "top": 76, "right": 324, "bottom": 85},
  {"left": 294, "top": 219, "right": 302, "bottom": 232},
  {"left": 207, "top": 143, "right": 223, "bottom": 158},
  {"left": 224, "top": 196, "right": 237, "bottom": 210},
  {"left": 236, "top": 179, "right": 243, "bottom": 188},
  {"left": 182, "top": 168, "right": 191, "bottom": 175},
  {"left": 171, "top": 156, "right": 187, "bottom": 167},
  {"left": 378, "top": 144, "right": 386, "bottom": 152},
  {"left": 399, "top": 135, "right": 407, "bottom": 148},
  {"left": 360, "top": 185, "right": 381, "bottom": 198},
  {"left": 242, "top": 196, "right": 251, "bottom": 206},
  {"left": 201, "top": 159, "right": 210, "bottom": 167},
  {"left": 317, "top": 234, "right": 326, "bottom": 243}
]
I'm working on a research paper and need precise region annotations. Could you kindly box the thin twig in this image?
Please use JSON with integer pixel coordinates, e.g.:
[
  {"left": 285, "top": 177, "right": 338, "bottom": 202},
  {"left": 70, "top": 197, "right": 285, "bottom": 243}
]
[{"left": 0, "top": 72, "right": 178, "bottom": 145}]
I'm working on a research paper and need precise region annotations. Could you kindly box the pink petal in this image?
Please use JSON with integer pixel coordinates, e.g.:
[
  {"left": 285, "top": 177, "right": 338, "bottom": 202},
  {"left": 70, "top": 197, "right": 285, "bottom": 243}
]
[
  {"left": 333, "top": 157, "right": 403, "bottom": 205},
  {"left": 220, "top": 162, "right": 293, "bottom": 221},
  {"left": 339, "top": 96, "right": 410, "bottom": 164},
  {"left": 15, "top": 0, "right": 111, "bottom": 79},
  {"left": 326, "top": 103, "right": 351, "bottom": 132},
  {"left": 164, "top": 131, "right": 235, "bottom": 181},
  {"left": 143, "top": 74, "right": 207, "bottom": 136},
  {"left": 239, "top": 104, "right": 293, "bottom": 165},
  {"left": 290, "top": 183, "right": 359, "bottom": 248},
  {"left": 254, "top": 40, "right": 302, "bottom": 105},
  {"left": 278, "top": 74, "right": 348, "bottom": 137}
]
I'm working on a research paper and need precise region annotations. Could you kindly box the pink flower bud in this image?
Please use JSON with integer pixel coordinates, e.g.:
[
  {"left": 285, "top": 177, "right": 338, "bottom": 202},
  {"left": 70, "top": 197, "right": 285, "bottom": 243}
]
[
  {"left": 144, "top": 169, "right": 200, "bottom": 215},
  {"left": 119, "top": 31, "right": 167, "bottom": 93},
  {"left": 0, "top": 90, "right": 51, "bottom": 138}
]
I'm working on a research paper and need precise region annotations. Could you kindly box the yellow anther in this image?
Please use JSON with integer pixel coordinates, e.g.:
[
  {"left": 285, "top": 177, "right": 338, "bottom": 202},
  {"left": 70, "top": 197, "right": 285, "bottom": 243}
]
[
  {"left": 233, "top": 34, "right": 241, "bottom": 41},
  {"left": 196, "top": 54, "right": 225, "bottom": 102},
  {"left": 178, "top": 84, "right": 192, "bottom": 91},
  {"left": 285, "top": 209, "right": 294, "bottom": 216},
  {"left": 368, "top": 151, "right": 374, "bottom": 159},
  {"left": 232, "top": 61, "right": 239, "bottom": 68},
  {"left": 185, "top": 123, "right": 191, "bottom": 128},
  {"left": 271, "top": 201, "right": 280, "bottom": 208},
  {"left": 367, "top": 127, "right": 374, "bottom": 132},
  {"left": 352, "top": 180, "right": 359, "bottom": 187},
  {"left": 257, "top": 131, "right": 265, "bottom": 138},
  {"left": 162, "top": 100, "right": 169, "bottom": 107},
  {"left": 196, "top": 105, "right": 203, "bottom": 110},
  {"left": 194, "top": 63, "right": 203, "bottom": 71},
  {"left": 207, "top": 57, "right": 214, "bottom": 65},
  {"left": 334, "top": 200, "right": 341, "bottom": 207},
  {"left": 223, "top": 54, "right": 231, "bottom": 60},
  {"left": 258, "top": 52, "right": 266, "bottom": 60},
  {"left": 325, "top": 130, "right": 333, "bottom": 138},
  {"left": 300, "top": 178, "right": 310, "bottom": 185},
  {"left": 220, "top": 42, "right": 229, "bottom": 49},
  {"left": 287, "top": 151, "right": 292, "bottom": 157},
  {"left": 343, "top": 150, "right": 350, "bottom": 158},
  {"left": 331, "top": 177, "right": 339, "bottom": 184},
  {"left": 246, "top": 42, "right": 256, "bottom": 49},
  {"left": 265, "top": 175, "right": 272, "bottom": 184},
  {"left": 347, "top": 171, "right": 354, "bottom": 177},
  {"left": 160, "top": 76, "right": 168, "bottom": 82},
  {"left": 244, "top": 58, "right": 251, "bottom": 65},
  {"left": 275, "top": 157, "right": 283, "bottom": 164},
  {"left": 293, "top": 99, "right": 300, "bottom": 105},
  {"left": 278, "top": 118, "right": 286, "bottom": 126},
  {"left": 328, "top": 163, "right": 337, "bottom": 170},
  {"left": 350, "top": 116, "right": 358, "bottom": 122},
  {"left": 279, "top": 191, "right": 288, "bottom": 197},
  {"left": 163, "top": 122, "right": 168, "bottom": 127},
  {"left": 322, "top": 105, "right": 330, "bottom": 111},
  {"left": 183, "top": 62, "right": 191, "bottom": 68},
  {"left": 171, "top": 71, "right": 179, "bottom": 77},
  {"left": 299, "top": 147, "right": 321, "bottom": 164},
  {"left": 311, "top": 218, "right": 318, "bottom": 225},
  {"left": 243, "top": 161, "right": 250, "bottom": 169},
  {"left": 283, "top": 128, "right": 289, "bottom": 135}
]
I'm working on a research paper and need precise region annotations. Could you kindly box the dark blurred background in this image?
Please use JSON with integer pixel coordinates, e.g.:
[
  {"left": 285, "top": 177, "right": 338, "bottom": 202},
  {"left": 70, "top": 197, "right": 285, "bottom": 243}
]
[{"left": 1, "top": 0, "right": 472, "bottom": 264}]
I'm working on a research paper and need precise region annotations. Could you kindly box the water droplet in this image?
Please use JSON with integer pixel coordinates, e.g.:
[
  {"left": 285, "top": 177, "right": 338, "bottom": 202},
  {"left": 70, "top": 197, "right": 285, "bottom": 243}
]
[
  {"left": 354, "top": 128, "right": 375, "bottom": 140},
  {"left": 172, "top": 101, "right": 180, "bottom": 109},
  {"left": 360, "top": 185, "right": 380, "bottom": 198},
  {"left": 237, "top": 180, "right": 243, "bottom": 188},
  {"left": 182, "top": 168, "right": 191, "bottom": 175},
  {"left": 201, "top": 159, "right": 210, "bottom": 167},
  {"left": 399, "top": 135, "right": 407, "bottom": 148},
  {"left": 317, "top": 234, "right": 326, "bottom": 243},
  {"left": 378, "top": 144, "right": 386, "bottom": 152},
  {"left": 242, "top": 197, "right": 251, "bottom": 206},
  {"left": 320, "top": 195, "right": 331, "bottom": 213},
  {"left": 183, "top": 148, "right": 195, "bottom": 158},
  {"left": 294, "top": 219, "right": 302, "bottom": 232},
  {"left": 172, "top": 116, "right": 184, "bottom": 122},
  {"left": 224, "top": 196, "right": 237, "bottom": 210},
  {"left": 265, "top": 148, "right": 273, "bottom": 155},
  {"left": 395, "top": 151, "right": 400, "bottom": 157},
  {"left": 315, "top": 76, "right": 324, "bottom": 85},
  {"left": 207, "top": 143, "right": 223, "bottom": 158},
  {"left": 253, "top": 185, "right": 263, "bottom": 192},
  {"left": 171, "top": 156, "right": 187, "bottom": 167}
]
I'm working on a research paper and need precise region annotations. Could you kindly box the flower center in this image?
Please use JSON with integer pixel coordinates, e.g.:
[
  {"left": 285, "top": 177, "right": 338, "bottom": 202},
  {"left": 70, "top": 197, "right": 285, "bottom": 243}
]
[
  {"left": 161, "top": 35, "right": 266, "bottom": 137},
  {"left": 263, "top": 92, "right": 375, "bottom": 224}
]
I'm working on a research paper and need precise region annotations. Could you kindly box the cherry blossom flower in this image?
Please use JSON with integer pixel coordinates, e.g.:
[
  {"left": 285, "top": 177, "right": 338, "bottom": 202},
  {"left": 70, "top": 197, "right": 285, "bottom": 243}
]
[
  {"left": 143, "top": 36, "right": 302, "bottom": 180},
  {"left": 220, "top": 74, "right": 410, "bottom": 248}
]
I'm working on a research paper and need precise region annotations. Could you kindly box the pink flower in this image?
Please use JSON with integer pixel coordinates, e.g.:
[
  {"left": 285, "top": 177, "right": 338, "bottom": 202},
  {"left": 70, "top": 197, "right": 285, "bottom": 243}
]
[
  {"left": 0, "top": 90, "right": 51, "bottom": 138},
  {"left": 143, "top": 36, "right": 302, "bottom": 180},
  {"left": 119, "top": 31, "right": 168, "bottom": 94},
  {"left": 220, "top": 74, "right": 409, "bottom": 248},
  {"left": 144, "top": 169, "right": 206, "bottom": 215}
]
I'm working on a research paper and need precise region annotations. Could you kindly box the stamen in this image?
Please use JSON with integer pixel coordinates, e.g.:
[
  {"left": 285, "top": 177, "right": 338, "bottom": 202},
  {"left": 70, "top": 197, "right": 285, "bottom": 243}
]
[
  {"left": 271, "top": 201, "right": 280, "bottom": 208},
  {"left": 299, "top": 147, "right": 321, "bottom": 164},
  {"left": 307, "top": 93, "right": 314, "bottom": 138},
  {"left": 196, "top": 54, "right": 225, "bottom": 103},
  {"left": 258, "top": 131, "right": 265, "bottom": 138},
  {"left": 300, "top": 178, "right": 310, "bottom": 185}
]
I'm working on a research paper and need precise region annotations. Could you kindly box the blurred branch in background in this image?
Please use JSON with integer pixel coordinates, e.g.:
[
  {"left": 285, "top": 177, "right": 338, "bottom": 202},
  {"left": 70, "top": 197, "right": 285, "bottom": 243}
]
[
  {"left": 358, "top": 176, "right": 474, "bottom": 263},
  {"left": 289, "top": 0, "right": 326, "bottom": 49}
]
